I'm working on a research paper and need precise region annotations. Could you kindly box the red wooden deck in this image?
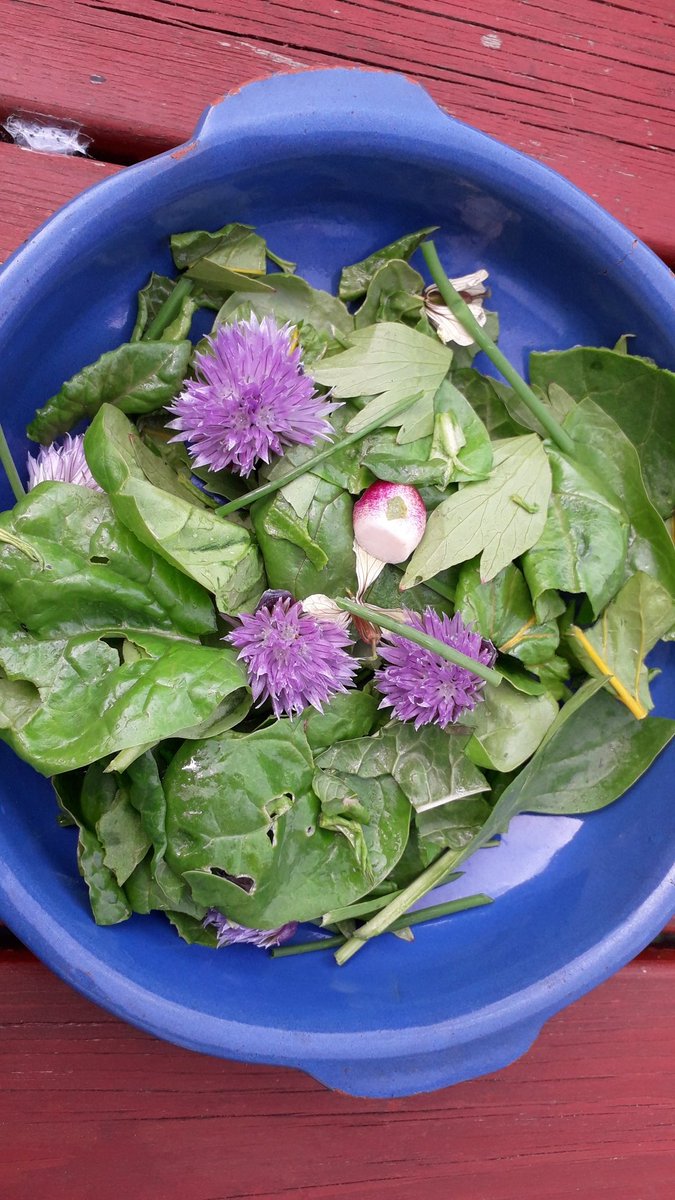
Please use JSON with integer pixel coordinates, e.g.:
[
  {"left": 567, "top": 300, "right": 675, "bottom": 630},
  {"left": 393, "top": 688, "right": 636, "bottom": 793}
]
[{"left": 0, "top": 3, "right": 674, "bottom": 1196}]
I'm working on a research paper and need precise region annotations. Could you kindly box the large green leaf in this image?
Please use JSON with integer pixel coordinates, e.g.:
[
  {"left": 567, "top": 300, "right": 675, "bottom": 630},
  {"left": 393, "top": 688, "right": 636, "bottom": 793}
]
[
  {"left": 402, "top": 435, "right": 552, "bottom": 587},
  {"left": 84, "top": 405, "right": 264, "bottom": 613},
  {"left": 567, "top": 572, "right": 675, "bottom": 714},
  {"left": 386, "top": 722, "right": 490, "bottom": 812},
  {"left": 562, "top": 400, "right": 675, "bottom": 599},
  {"left": 0, "top": 626, "right": 249, "bottom": 776},
  {"left": 163, "top": 723, "right": 410, "bottom": 926},
  {"left": 215, "top": 272, "right": 353, "bottom": 342},
  {"left": 465, "top": 683, "right": 559, "bottom": 772},
  {"left": 301, "top": 690, "right": 379, "bottom": 753},
  {"left": 445, "top": 686, "right": 674, "bottom": 877},
  {"left": 312, "top": 323, "right": 452, "bottom": 444},
  {"left": 338, "top": 227, "right": 437, "bottom": 302},
  {"left": 530, "top": 346, "right": 675, "bottom": 517},
  {"left": 0, "top": 483, "right": 215, "bottom": 638},
  {"left": 171, "top": 222, "right": 265, "bottom": 272},
  {"left": 455, "top": 559, "right": 559, "bottom": 665},
  {"left": 522, "top": 447, "right": 628, "bottom": 616},
  {"left": 27, "top": 341, "right": 192, "bottom": 443}
]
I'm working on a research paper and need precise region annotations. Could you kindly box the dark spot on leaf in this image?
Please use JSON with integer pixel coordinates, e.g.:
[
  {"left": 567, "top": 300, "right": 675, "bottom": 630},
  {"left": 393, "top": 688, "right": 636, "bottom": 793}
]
[
  {"left": 90, "top": 555, "right": 109, "bottom": 565},
  {"left": 210, "top": 868, "right": 255, "bottom": 893},
  {"left": 305, "top": 825, "right": 315, "bottom": 837}
]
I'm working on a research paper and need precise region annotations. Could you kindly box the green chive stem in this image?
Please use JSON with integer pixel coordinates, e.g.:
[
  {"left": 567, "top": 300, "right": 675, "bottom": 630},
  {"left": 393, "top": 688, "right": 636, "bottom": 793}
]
[
  {"left": 0, "top": 424, "right": 26, "bottom": 502},
  {"left": 336, "top": 597, "right": 502, "bottom": 685},
  {"left": 217, "top": 391, "right": 423, "bottom": 517},
  {"left": 144, "top": 276, "right": 194, "bottom": 340},
  {"left": 336, "top": 850, "right": 467, "bottom": 965},
  {"left": 271, "top": 892, "right": 492, "bottom": 958},
  {"left": 421, "top": 241, "right": 575, "bottom": 456},
  {"left": 321, "top": 871, "right": 462, "bottom": 925}
]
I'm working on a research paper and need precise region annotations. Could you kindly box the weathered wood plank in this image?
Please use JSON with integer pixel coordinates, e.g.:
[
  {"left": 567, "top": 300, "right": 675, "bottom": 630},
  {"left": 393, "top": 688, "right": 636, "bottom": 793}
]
[
  {"left": 0, "top": 950, "right": 673, "bottom": 1199},
  {"left": 0, "top": 1, "right": 674, "bottom": 259}
]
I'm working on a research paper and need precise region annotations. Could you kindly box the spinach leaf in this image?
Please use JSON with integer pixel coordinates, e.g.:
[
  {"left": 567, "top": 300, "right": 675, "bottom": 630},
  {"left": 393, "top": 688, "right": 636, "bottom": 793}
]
[
  {"left": 27, "top": 341, "right": 192, "bottom": 443},
  {"left": 215, "top": 272, "right": 353, "bottom": 344},
  {"left": 131, "top": 273, "right": 175, "bottom": 342},
  {"left": 530, "top": 346, "right": 675, "bottom": 517},
  {"left": 387, "top": 722, "right": 490, "bottom": 812},
  {"left": 353, "top": 260, "right": 424, "bottom": 328},
  {"left": 56, "top": 764, "right": 132, "bottom": 925},
  {"left": 85, "top": 406, "right": 264, "bottom": 613},
  {"left": 171, "top": 222, "right": 265, "bottom": 273},
  {"left": 0, "top": 483, "right": 215, "bottom": 638},
  {"left": 522, "top": 447, "right": 629, "bottom": 617},
  {"left": 415, "top": 795, "right": 493, "bottom": 855},
  {"left": 465, "top": 683, "right": 559, "bottom": 772},
  {"left": 452, "top": 369, "right": 529, "bottom": 440},
  {"left": 446, "top": 685, "right": 674, "bottom": 877},
  {"left": 0, "top": 625, "right": 249, "bottom": 776},
  {"left": 164, "top": 723, "right": 410, "bottom": 926},
  {"left": 366, "top": 563, "right": 456, "bottom": 615},
  {"left": 567, "top": 572, "right": 675, "bottom": 713},
  {"left": 338, "top": 227, "right": 438, "bottom": 302},
  {"left": 251, "top": 475, "right": 356, "bottom": 599},
  {"left": 402, "top": 435, "right": 552, "bottom": 587},
  {"left": 563, "top": 400, "right": 675, "bottom": 598},
  {"left": 312, "top": 323, "right": 452, "bottom": 443},
  {"left": 301, "top": 690, "right": 379, "bottom": 753},
  {"left": 455, "top": 559, "right": 560, "bottom": 665}
]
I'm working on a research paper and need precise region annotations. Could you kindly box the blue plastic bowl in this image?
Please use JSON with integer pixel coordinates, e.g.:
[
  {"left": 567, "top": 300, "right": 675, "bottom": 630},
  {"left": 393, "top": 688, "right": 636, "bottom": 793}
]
[{"left": 0, "top": 69, "right": 672, "bottom": 1098}]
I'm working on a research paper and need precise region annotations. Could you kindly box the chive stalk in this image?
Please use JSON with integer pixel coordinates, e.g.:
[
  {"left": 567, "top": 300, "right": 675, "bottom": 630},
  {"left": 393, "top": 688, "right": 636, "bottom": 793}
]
[
  {"left": 270, "top": 892, "right": 492, "bottom": 958},
  {"left": 335, "top": 597, "right": 502, "bottom": 686},
  {"left": 144, "top": 277, "right": 194, "bottom": 340},
  {"left": 421, "top": 241, "right": 575, "bottom": 456},
  {"left": 0, "top": 424, "right": 25, "bottom": 501},
  {"left": 217, "top": 391, "right": 423, "bottom": 517}
]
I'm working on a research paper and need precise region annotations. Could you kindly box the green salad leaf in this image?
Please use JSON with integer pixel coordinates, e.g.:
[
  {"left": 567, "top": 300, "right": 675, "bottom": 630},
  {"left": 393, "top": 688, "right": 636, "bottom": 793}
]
[
  {"left": 84, "top": 406, "right": 264, "bottom": 613},
  {"left": 338, "top": 227, "right": 438, "bottom": 302},
  {"left": 530, "top": 345, "right": 675, "bottom": 517},
  {"left": 455, "top": 559, "right": 560, "bottom": 665},
  {"left": 27, "top": 341, "right": 192, "bottom": 444},
  {"left": 402, "top": 434, "right": 552, "bottom": 587}
]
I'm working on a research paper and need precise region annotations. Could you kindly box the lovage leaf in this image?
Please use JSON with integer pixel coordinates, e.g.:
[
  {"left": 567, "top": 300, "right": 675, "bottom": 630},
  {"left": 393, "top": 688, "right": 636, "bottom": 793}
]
[
  {"left": 401, "top": 434, "right": 552, "bottom": 587},
  {"left": 27, "top": 341, "right": 192, "bottom": 443},
  {"left": 312, "top": 322, "right": 452, "bottom": 443}
]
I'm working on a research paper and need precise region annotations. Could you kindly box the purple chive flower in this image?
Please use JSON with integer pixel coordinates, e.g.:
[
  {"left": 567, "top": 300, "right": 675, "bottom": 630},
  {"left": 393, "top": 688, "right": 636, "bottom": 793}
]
[
  {"left": 375, "top": 607, "right": 497, "bottom": 729},
  {"left": 166, "top": 314, "right": 337, "bottom": 476},
  {"left": 204, "top": 909, "right": 297, "bottom": 949},
  {"left": 26, "top": 433, "right": 101, "bottom": 492},
  {"left": 228, "top": 595, "right": 357, "bottom": 718}
]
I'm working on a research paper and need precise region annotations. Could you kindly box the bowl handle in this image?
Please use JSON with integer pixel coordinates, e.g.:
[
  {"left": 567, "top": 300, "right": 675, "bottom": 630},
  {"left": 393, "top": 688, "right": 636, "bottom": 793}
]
[{"left": 192, "top": 67, "right": 453, "bottom": 146}]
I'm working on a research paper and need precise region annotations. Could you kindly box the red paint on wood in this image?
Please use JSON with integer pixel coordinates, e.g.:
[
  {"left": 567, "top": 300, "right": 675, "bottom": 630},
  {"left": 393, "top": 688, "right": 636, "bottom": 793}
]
[
  {"left": 0, "top": 1, "right": 674, "bottom": 260},
  {"left": 0, "top": 144, "right": 120, "bottom": 264},
  {"left": 0, "top": 953, "right": 673, "bottom": 1199}
]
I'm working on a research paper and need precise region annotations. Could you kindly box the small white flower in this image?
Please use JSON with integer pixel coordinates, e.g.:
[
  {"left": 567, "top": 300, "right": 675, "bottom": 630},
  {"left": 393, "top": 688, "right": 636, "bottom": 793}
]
[
  {"left": 301, "top": 593, "right": 352, "bottom": 632},
  {"left": 423, "top": 269, "right": 489, "bottom": 347}
]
